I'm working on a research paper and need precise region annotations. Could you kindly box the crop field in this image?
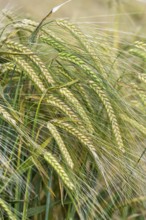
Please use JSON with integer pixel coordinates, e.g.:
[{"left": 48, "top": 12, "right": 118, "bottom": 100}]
[{"left": 0, "top": 0, "right": 146, "bottom": 220}]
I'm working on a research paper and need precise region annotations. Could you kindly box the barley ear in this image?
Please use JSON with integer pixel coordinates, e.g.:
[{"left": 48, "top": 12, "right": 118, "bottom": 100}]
[
  {"left": 5, "top": 40, "right": 54, "bottom": 84},
  {"left": 0, "top": 198, "right": 17, "bottom": 220},
  {"left": 59, "top": 88, "right": 94, "bottom": 133},
  {"left": 47, "top": 122, "right": 74, "bottom": 169},
  {"left": 54, "top": 120, "right": 97, "bottom": 158},
  {"left": 47, "top": 95, "right": 83, "bottom": 126},
  {"left": 89, "top": 81, "right": 125, "bottom": 153},
  {"left": 56, "top": 19, "right": 105, "bottom": 74},
  {"left": 0, "top": 106, "right": 17, "bottom": 127},
  {"left": 44, "top": 152, "right": 74, "bottom": 190},
  {"left": 6, "top": 54, "right": 46, "bottom": 93}
]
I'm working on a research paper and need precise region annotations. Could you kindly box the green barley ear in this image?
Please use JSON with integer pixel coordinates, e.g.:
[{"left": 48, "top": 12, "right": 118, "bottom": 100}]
[
  {"left": 0, "top": 198, "right": 17, "bottom": 220},
  {"left": 53, "top": 119, "right": 97, "bottom": 156},
  {"left": 5, "top": 54, "right": 46, "bottom": 92},
  {"left": 120, "top": 114, "right": 146, "bottom": 135},
  {"left": 0, "top": 105, "right": 17, "bottom": 127},
  {"left": 40, "top": 35, "right": 66, "bottom": 52},
  {"left": 59, "top": 88, "right": 94, "bottom": 133},
  {"left": 129, "top": 41, "right": 146, "bottom": 60},
  {"left": 5, "top": 40, "right": 54, "bottom": 84},
  {"left": 89, "top": 81, "right": 125, "bottom": 153},
  {"left": 44, "top": 152, "right": 74, "bottom": 190},
  {"left": 58, "top": 51, "right": 103, "bottom": 84},
  {"left": 47, "top": 121, "right": 74, "bottom": 169},
  {"left": 129, "top": 41, "right": 146, "bottom": 83},
  {"left": 56, "top": 19, "right": 105, "bottom": 74}
]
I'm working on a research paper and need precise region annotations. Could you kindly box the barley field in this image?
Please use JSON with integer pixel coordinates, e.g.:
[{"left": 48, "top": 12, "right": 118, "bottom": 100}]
[{"left": 0, "top": 1, "right": 146, "bottom": 220}]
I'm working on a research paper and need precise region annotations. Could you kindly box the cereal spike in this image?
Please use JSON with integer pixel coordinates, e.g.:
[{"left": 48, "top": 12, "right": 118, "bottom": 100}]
[
  {"left": 89, "top": 81, "right": 125, "bottom": 153},
  {"left": 59, "top": 88, "right": 94, "bottom": 133},
  {"left": 44, "top": 152, "right": 74, "bottom": 190},
  {"left": 54, "top": 120, "right": 97, "bottom": 157},
  {"left": 6, "top": 40, "right": 54, "bottom": 84},
  {"left": 0, "top": 105, "right": 17, "bottom": 127},
  {"left": 56, "top": 19, "right": 105, "bottom": 74},
  {"left": 7, "top": 55, "right": 46, "bottom": 93},
  {"left": 47, "top": 122, "right": 74, "bottom": 169},
  {"left": 59, "top": 52, "right": 102, "bottom": 84},
  {"left": 0, "top": 198, "right": 17, "bottom": 220},
  {"left": 47, "top": 95, "right": 83, "bottom": 126}
]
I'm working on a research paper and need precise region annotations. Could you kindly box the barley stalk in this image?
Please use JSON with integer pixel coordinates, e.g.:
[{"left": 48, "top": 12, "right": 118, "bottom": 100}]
[
  {"left": 5, "top": 41, "right": 93, "bottom": 132},
  {"left": 40, "top": 35, "right": 65, "bottom": 52},
  {"left": 138, "top": 73, "right": 146, "bottom": 84},
  {"left": 138, "top": 91, "right": 146, "bottom": 106},
  {"left": 14, "top": 20, "right": 66, "bottom": 53},
  {"left": 135, "top": 41, "right": 146, "bottom": 52},
  {"left": 129, "top": 48, "right": 146, "bottom": 60},
  {"left": 129, "top": 83, "right": 146, "bottom": 106},
  {"left": 78, "top": 83, "right": 93, "bottom": 112},
  {"left": 1, "top": 62, "right": 20, "bottom": 73},
  {"left": 10, "top": 21, "right": 97, "bottom": 132}
]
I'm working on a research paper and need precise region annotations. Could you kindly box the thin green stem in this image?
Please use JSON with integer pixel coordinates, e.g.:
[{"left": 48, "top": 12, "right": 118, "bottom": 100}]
[{"left": 22, "top": 168, "right": 32, "bottom": 220}]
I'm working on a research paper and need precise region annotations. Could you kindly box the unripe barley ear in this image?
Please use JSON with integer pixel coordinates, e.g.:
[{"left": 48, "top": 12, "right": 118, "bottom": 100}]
[{"left": 44, "top": 152, "right": 74, "bottom": 190}]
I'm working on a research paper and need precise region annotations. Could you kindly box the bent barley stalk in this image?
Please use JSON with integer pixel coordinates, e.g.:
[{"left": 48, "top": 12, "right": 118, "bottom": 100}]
[
  {"left": 58, "top": 51, "right": 103, "bottom": 84},
  {"left": 59, "top": 88, "right": 94, "bottom": 133},
  {"left": 47, "top": 95, "right": 83, "bottom": 125},
  {"left": 120, "top": 114, "right": 146, "bottom": 135}
]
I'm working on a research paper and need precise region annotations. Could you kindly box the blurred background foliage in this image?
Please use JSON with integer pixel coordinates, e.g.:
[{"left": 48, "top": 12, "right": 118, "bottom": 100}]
[
  {"left": 1, "top": 0, "right": 146, "bottom": 37},
  {"left": 0, "top": 0, "right": 145, "bottom": 20}
]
